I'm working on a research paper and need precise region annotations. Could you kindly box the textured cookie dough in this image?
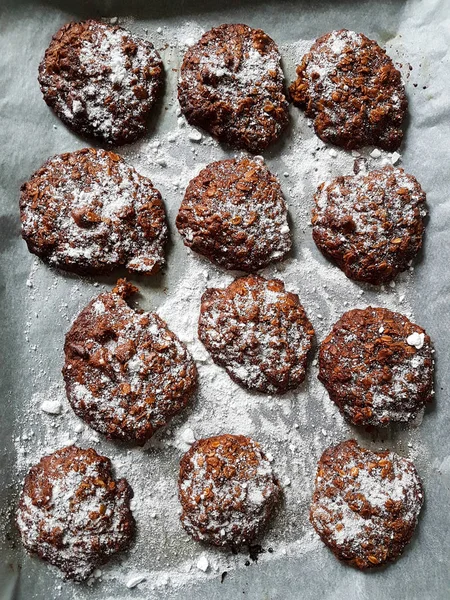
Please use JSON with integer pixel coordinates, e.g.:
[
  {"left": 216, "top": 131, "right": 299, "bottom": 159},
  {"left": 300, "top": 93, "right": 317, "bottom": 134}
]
[
  {"left": 312, "top": 166, "right": 427, "bottom": 285},
  {"left": 16, "top": 445, "right": 134, "bottom": 581},
  {"left": 63, "top": 280, "right": 197, "bottom": 444},
  {"left": 178, "top": 24, "right": 289, "bottom": 152},
  {"left": 289, "top": 30, "right": 407, "bottom": 150},
  {"left": 176, "top": 157, "right": 291, "bottom": 272},
  {"left": 179, "top": 434, "right": 281, "bottom": 547},
  {"left": 20, "top": 148, "right": 167, "bottom": 275},
  {"left": 39, "top": 20, "right": 163, "bottom": 145},
  {"left": 310, "top": 440, "right": 424, "bottom": 569},
  {"left": 318, "top": 307, "right": 434, "bottom": 426},
  {"left": 199, "top": 275, "right": 314, "bottom": 393}
]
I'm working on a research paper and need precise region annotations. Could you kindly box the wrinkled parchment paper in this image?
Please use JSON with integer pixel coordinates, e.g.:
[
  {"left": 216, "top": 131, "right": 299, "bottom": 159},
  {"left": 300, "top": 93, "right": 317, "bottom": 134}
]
[{"left": 1, "top": 1, "right": 449, "bottom": 599}]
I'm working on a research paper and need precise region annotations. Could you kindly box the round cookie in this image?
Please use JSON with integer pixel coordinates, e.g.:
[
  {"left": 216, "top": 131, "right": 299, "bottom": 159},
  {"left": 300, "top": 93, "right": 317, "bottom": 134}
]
[
  {"left": 63, "top": 279, "right": 197, "bottom": 444},
  {"left": 178, "top": 24, "right": 289, "bottom": 152},
  {"left": 198, "top": 275, "right": 314, "bottom": 393},
  {"left": 16, "top": 445, "right": 134, "bottom": 581},
  {"left": 310, "top": 439, "right": 423, "bottom": 569},
  {"left": 176, "top": 157, "right": 291, "bottom": 272},
  {"left": 178, "top": 434, "right": 280, "bottom": 547},
  {"left": 289, "top": 29, "right": 407, "bottom": 150},
  {"left": 20, "top": 148, "right": 167, "bottom": 275},
  {"left": 311, "top": 166, "right": 427, "bottom": 285},
  {"left": 318, "top": 307, "right": 434, "bottom": 426},
  {"left": 39, "top": 20, "right": 163, "bottom": 145}
]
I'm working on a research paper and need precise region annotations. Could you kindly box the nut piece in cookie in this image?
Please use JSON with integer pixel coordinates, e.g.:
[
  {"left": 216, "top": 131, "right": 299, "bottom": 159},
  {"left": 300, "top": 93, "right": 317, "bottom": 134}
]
[
  {"left": 289, "top": 30, "right": 407, "bottom": 150},
  {"left": 63, "top": 279, "right": 197, "bottom": 444},
  {"left": 20, "top": 148, "right": 167, "bottom": 275},
  {"left": 176, "top": 157, "right": 291, "bottom": 272},
  {"left": 310, "top": 439, "right": 423, "bottom": 569},
  {"left": 312, "top": 166, "right": 427, "bottom": 285},
  {"left": 39, "top": 20, "right": 163, "bottom": 145},
  {"left": 16, "top": 445, "right": 134, "bottom": 581},
  {"left": 178, "top": 24, "right": 288, "bottom": 152},
  {"left": 318, "top": 307, "right": 434, "bottom": 426},
  {"left": 198, "top": 275, "right": 314, "bottom": 393},
  {"left": 179, "top": 434, "right": 280, "bottom": 547}
]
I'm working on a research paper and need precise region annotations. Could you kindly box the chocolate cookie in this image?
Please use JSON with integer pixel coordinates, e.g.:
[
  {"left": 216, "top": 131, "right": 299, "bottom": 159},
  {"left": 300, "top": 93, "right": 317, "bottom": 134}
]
[
  {"left": 178, "top": 24, "right": 289, "bottom": 152},
  {"left": 63, "top": 280, "right": 197, "bottom": 444},
  {"left": 39, "top": 20, "right": 163, "bottom": 145},
  {"left": 176, "top": 157, "right": 291, "bottom": 271},
  {"left": 20, "top": 148, "right": 167, "bottom": 275},
  {"left": 179, "top": 434, "right": 280, "bottom": 547},
  {"left": 311, "top": 166, "right": 427, "bottom": 285},
  {"left": 318, "top": 307, "right": 434, "bottom": 426},
  {"left": 310, "top": 439, "right": 423, "bottom": 569},
  {"left": 289, "top": 30, "right": 407, "bottom": 150},
  {"left": 198, "top": 275, "right": 314, "bottom": 393},
  {"left": 16, "top": 445, "right": 134, "bottom": 581}
]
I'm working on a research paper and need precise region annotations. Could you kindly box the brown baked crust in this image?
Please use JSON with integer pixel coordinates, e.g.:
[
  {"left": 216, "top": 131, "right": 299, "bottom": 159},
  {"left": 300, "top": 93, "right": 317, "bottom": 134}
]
[
  {"left": 310, "top": 440, "right": 423, "bottom": 569},
  {"left": 16, "top": 445, "right": 134, "bottom": 581},
  {"left": 198, "top": 275, "right": 314, "bottom": 393},
  {"left": 311, "top": 166, "right": 427, "bottom": 285},
  {"left": 63, "top": 280, "right": 197, "bottom": 444},
  {"left": 20, "top": 148, "right": 167, "bottom": 275},
  {"left": 318, "top": 307, "right": 434, "bottom": 426},
  {"left": 178, "top": 434, "right": 280, "bottom": 547},
  {"left": 178, "top": 24, "right": 289, "bottom": 152},
  {"left": 38, "top": 20, "right": 163, "bottom": 145},
  {"left": 289, "top": 30, "right": 407, "bottom": 150},
  {"left": 176, "top": 157, "right": 291, "bottom": 272}
]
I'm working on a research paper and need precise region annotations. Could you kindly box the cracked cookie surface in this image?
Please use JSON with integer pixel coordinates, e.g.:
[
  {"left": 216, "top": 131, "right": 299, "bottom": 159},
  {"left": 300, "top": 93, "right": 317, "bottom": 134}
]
[
  {"left": 39, "top": 20, "right": 163, "bottom": 145},
  {"left": 178, "top": 23, "right": 288, "bottom": 152},
  {"left": 289, "top": 29, "right": 407, "bottom": 150},
  {"left": 63, "top": 280, "right": 197, "bottom": 444},
  {"left": 20, "top": 148, "right": 167, "bottom": 275}
]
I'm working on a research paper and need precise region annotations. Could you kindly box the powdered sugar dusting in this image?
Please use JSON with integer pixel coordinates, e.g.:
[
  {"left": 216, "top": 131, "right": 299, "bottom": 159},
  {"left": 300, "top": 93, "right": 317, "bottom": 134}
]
[
  {"left": 198, "top": 275, "right": 314, "bottom": 393},
  {"left": 20, "top": 148, "right": 167, "bottom": 275},
  {"left": 39, "top": 20, "right": 163, "bottom": 144},
  {"left": 310, "top": 441, "right": 423, "bottom": 566},
  {"left": 13, "top": 21, "right": 431, "bottom": 598}
]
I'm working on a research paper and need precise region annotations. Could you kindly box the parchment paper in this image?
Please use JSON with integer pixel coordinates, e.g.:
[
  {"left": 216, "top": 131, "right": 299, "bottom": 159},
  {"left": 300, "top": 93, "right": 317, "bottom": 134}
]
[{"left": 1, "top": 1, "right": 449, "bottom": 599}]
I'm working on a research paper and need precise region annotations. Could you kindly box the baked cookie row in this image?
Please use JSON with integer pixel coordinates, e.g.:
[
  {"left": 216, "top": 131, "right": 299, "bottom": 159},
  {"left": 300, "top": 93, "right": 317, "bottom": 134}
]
[
  {"left": 17, "top": 437, "right": 423, "bottom": 580},
  {"left": 39, "top": 21, "right": 407, "bottom": 152},
  {"left": 20, "top": 150, "right": 427, "bottom": 286}
]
